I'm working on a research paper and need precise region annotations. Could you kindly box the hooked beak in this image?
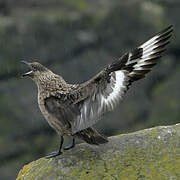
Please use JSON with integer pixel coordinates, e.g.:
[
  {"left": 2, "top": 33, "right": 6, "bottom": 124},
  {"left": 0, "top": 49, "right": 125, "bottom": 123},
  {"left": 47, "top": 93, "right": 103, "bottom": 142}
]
[{"left": 21, "top": 61, "right": 33, "bottom": 77}]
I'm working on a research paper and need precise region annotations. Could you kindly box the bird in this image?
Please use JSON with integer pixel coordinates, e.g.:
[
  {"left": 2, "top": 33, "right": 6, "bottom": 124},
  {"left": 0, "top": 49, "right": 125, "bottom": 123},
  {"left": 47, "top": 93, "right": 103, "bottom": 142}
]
[{"left": 22, "top": 25, "right": 173, "bottom": 158}]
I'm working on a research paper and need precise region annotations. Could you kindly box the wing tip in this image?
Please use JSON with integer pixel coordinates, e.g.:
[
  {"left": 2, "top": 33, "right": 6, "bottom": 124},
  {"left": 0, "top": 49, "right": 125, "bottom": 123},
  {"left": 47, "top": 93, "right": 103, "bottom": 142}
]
[
  {"left": 128, "top": 25, "right": 173, "bottom": 82},
  {"left": 157, "top": 25, "right": 173, "bottom": 39},
  {"left": 159, "top": 24, "right": 173, "bottom": 34}
]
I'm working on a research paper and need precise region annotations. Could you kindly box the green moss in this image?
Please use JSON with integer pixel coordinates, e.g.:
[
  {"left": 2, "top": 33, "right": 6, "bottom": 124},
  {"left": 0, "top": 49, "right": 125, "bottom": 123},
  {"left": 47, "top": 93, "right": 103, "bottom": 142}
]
[{"left": 16, "top": 124, "right": 180, "bottom": 180}]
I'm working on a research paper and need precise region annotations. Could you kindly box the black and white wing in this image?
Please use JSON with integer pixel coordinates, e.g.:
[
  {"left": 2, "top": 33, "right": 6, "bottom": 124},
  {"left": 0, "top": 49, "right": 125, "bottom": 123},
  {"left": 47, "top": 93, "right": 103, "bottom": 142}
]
[{"left": 45, "top": 25, "right": 173, "bottom": 134}]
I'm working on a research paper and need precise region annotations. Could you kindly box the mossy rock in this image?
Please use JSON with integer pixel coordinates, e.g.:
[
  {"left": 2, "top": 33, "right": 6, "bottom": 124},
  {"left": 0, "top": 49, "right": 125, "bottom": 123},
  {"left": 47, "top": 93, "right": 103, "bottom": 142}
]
[{"left": 17, "top": 124, "right": 180, "bottom": 180}]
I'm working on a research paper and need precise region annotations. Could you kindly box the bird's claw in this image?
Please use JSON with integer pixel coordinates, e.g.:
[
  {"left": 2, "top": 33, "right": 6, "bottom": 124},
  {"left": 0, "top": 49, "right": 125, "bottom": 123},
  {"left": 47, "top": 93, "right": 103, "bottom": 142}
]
[
  {"left": 45, "top": 151, "right": 62, "bottom": 159},
  {"left": 63, "top": 143, "right": 75, "bottom": 150},
  {"left": 63, "top": 138, "right": 75, "bottom": 150}
]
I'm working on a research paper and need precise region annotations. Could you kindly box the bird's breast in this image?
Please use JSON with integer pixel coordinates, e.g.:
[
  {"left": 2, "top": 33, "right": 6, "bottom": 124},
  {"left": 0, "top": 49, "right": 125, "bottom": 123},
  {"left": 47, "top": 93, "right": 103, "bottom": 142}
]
[
  {"left": 37, "top": 92, "right": 70, "bottom": 136},
  {"left": 38, "top": 93, "right": 53, "bottom": 125}
]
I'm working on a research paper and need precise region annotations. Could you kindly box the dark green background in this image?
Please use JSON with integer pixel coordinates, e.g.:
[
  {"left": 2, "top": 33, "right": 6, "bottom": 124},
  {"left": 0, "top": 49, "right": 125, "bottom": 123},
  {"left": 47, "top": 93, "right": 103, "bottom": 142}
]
[{"left": 0, "top": 0, "right": 179, "bottom": 179}]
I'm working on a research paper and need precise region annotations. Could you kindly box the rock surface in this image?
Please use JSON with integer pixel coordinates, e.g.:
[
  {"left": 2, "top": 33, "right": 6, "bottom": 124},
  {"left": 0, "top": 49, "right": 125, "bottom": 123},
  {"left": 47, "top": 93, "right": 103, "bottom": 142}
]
[{"left": 16, "top": 124, "right": 180, "bottom": 180}]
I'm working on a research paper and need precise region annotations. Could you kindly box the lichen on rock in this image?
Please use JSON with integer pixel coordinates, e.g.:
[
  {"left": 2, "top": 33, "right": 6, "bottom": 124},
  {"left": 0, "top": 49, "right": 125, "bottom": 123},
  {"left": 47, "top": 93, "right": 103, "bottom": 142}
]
[{"left": 17, "top": 124, "right": 180, "bottom": 180}]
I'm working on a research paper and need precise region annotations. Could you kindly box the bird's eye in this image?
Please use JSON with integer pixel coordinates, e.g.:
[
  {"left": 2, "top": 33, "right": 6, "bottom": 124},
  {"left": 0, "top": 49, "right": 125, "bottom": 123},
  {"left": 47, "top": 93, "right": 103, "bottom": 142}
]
[{"left": 31, "top": 65, "right": 37, "bottom": 71}]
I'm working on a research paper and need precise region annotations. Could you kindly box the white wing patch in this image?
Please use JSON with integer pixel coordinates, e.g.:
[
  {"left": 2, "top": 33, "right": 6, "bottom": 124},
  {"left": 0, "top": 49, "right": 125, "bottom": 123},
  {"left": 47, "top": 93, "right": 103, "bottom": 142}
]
[
  {"left": 72, "top": 70, "right": 128, "bottom": 134},
  {"left": 101, "top": 71, "right": 126, "bottom": 110}
]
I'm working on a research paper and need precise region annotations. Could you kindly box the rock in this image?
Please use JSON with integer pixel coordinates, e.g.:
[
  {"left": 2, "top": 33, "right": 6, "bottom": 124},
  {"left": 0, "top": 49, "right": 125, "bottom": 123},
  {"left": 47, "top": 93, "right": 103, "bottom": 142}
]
[{"left": 16, "top": 124, "right": 180, "bottom": 180}]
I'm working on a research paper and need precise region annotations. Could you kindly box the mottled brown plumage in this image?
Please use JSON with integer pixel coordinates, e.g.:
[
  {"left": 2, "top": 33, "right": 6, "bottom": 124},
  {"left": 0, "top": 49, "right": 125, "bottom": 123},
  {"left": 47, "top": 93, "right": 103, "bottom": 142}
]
[{"left": 22, "top": 25, "right": 173, "bottom": 158}]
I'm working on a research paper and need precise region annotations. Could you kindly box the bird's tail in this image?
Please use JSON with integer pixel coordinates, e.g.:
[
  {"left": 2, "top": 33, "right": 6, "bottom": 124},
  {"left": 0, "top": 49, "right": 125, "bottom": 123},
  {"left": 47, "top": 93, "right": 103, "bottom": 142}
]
[{"left": 74, "top": 127, "right": 108, "bottom": 145}]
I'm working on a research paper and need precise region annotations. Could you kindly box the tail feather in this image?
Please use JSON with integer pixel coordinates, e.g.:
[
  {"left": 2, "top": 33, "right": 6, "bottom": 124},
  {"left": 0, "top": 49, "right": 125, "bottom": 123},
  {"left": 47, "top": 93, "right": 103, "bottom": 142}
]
[{"left": 74, "top": 127, "right": 108, "bottom": 145}]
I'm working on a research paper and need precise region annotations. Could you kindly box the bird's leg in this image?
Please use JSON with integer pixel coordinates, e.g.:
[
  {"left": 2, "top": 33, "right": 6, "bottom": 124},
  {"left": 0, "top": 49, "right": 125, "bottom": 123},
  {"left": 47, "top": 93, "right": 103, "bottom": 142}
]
[
  {"left": 45, "top": 136, "right": 64, "bottom": 158},
  {"left": 63, "top": 137, "right": 75, "bottom": 150}
]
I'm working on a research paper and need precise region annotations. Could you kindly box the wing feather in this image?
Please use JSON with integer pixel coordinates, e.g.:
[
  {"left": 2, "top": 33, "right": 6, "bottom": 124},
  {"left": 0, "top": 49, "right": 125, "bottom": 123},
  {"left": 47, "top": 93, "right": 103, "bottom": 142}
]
[{"left": 45, "top": 25, "right": 173, "bottom": 134}]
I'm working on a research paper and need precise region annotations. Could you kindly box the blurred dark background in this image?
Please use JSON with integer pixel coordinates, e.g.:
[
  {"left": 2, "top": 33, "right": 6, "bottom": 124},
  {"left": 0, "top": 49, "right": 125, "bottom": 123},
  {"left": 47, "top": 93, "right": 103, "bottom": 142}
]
[{"left": 0, "top": 0, "right": 179, "bottom": 179}]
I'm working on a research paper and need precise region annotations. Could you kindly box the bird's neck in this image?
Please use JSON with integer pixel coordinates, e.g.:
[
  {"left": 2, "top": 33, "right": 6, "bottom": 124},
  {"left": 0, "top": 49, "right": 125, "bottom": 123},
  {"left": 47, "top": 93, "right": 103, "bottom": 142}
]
[{"left": 35, "top": 73, "right": 68, "bottom": 95}]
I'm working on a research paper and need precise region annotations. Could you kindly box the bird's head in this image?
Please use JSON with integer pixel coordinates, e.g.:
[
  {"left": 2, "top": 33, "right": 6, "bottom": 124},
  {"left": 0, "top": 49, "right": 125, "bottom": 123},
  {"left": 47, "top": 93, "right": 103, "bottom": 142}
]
[{"left": 21, "top": 61, "right": 53, "bottom": 82}]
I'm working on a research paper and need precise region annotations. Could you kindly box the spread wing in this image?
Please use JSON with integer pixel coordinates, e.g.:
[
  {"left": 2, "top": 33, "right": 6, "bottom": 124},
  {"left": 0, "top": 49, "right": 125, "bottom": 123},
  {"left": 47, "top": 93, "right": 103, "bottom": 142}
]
[{"left": 45, "top": 25, "right": 173, "bottom": 134}]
